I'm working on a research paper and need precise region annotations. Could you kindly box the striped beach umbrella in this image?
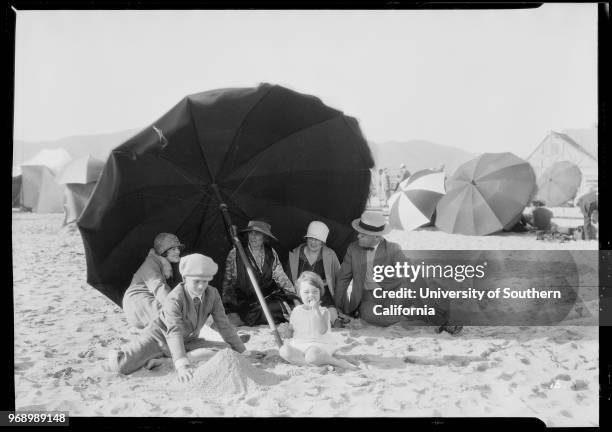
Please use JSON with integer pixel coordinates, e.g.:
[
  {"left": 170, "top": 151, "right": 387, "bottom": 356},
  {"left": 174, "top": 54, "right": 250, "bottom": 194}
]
[
  {"left": 435, "top": 152, "right": 536, "bottom": 236},
  {"left": 535, "top": 161, "right": 582, "bottom": 206},
  {"left": 389, "top": 169, "right": 445, "bottom": 230}
]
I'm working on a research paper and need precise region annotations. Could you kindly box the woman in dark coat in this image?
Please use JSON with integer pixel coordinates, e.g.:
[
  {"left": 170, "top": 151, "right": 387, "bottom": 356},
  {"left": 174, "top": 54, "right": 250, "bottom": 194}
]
[{"left": 221, "top": 219, "right": 299, "bottom": 326}]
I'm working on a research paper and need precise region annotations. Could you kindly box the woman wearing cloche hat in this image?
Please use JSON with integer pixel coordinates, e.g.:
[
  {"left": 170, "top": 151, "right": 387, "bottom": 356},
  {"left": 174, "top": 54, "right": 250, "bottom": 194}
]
[
  {"left": 221, "top": 218, "right": 299, "bottom": 327},
  {"left": 287, "top": 221, "right": 342, "bottom": 324},
  {"left": 123, "top": 232, "right": 185, "bottom": 329}
]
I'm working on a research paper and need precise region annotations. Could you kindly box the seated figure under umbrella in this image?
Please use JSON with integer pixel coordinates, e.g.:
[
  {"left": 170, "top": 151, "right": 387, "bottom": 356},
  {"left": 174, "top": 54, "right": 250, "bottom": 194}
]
[
  {"left": 222, "top": 219, "right": 300, "bottom": 327},
  {"left": 287, "top": 221, "right": 343, "bottom": 326}
]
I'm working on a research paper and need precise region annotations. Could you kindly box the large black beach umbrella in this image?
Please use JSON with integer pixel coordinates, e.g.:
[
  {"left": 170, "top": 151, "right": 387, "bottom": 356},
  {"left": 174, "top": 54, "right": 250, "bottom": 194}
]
[{"left": 78, "top": 83, "right": 374, "bottom": 307}]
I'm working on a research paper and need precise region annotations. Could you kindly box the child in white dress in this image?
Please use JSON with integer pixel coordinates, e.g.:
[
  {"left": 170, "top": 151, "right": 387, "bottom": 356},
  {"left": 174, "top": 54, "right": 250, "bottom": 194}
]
[{"left": 279, "top": 271, "right": 357, "bottom": 370}]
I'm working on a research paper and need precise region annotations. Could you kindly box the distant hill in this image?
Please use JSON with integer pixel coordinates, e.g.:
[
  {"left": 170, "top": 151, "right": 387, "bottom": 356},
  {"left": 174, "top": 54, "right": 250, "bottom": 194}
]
[
  {"left": 368, "top": 140, "right": 476, "bottom": 176},
  {"left": 13, "top": 128, "right": 142, "bottom": 166},
  {"left": 13, "top": 131, "right": 476, "bottom": 179}
]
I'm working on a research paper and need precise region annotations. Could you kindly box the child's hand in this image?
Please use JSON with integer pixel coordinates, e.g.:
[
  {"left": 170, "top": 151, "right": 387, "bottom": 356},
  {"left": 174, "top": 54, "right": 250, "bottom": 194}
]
[
  {"left": 276, "top": 322, "right": 293, "bottom": 339},
  {"left": 176, "top": 364, "right": 194, "bottom": 383},
  {"left": 308, "top": 299, "right": 324, "bottom": 315}
]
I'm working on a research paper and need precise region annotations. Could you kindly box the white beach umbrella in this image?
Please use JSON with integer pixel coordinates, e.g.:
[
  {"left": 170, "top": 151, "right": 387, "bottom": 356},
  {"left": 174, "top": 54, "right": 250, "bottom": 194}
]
[{"left": 389, "top": 169, "right": 445, "bottom": 231}]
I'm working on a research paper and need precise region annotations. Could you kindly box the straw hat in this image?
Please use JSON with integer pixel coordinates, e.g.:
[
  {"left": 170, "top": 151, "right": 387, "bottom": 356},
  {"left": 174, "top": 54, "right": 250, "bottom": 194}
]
[
  {"left": 304, "top": 221, "right": 329, "bottom": 243},
  {"left": 351, "top": 211, "right": 391, "bottom": 236},
  {"left": 240, "top": 219, "right": 278, "bottom": 242}
]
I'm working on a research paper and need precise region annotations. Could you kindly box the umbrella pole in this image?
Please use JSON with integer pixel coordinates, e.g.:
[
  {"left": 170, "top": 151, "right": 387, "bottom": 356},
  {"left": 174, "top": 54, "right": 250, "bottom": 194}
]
[{"left": 211, "top": 187, "right": 284, "bottom": 348}]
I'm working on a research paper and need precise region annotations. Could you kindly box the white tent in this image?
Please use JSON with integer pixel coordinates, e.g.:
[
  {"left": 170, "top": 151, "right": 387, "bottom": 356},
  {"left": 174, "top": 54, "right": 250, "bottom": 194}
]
[
  {"left": 20, "top": 148, "right": 72, "bottom": 213},
  {"left": 57, "top": 155, "right": 105, "bottom": 225},
  {"left": 527, "top": 127, "right": 597, "bottom": 199}
]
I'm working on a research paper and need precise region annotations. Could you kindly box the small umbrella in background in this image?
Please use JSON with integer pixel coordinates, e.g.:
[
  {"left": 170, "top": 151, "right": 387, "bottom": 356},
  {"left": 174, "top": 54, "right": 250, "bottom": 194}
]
[
  {"left": 388, "top": 169, "right": 445, "bottom": 231},
  {"left": 435, "top": 152, "right": 536, "bottom": 236},
  {"left": 535, "top": 161, "right": 582, "bottom": 206}
]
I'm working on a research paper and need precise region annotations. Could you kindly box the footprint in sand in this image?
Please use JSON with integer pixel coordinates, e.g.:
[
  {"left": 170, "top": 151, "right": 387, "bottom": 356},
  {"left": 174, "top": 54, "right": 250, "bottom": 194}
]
[
  {"left": 540, "top": 374, "right": 572, "bottom": 389},
  {"left": 571, "top": 380, "right": 589, "bottom": 391},
  {"left": 347, "top": 377, "right": 371, "bottom": 387},
  {"left": 182, "top": 407, "right": 194, "bottom": 415},
  {"left": 304, "top": 386, "right": 324, "bottom": 396},
  {"left": 474, "top": 362, "right": 491, "bottom": 372},
  {"left": 364, "top": 337, "right": 376, "bottom": 345},
  {"left": 78, "top": 348, "right": 96, "bottom": 359},
  {"left": 48, "top": 367, "right": 76, "bottom": 379},
  {"left": 15, "top": 359, "right": 35, "bottom": 371},
  {"left": 530, "top": 386, "right": 547, "bottom": 399},
  {"left": 245, "top": 397, "right": 259, "bottom": 406},
  {"left": 472, "top": 384, "right": 492, "bottom": 396},
  {"left": 498, "top": 372, "right": 516, "bottom": 381}
]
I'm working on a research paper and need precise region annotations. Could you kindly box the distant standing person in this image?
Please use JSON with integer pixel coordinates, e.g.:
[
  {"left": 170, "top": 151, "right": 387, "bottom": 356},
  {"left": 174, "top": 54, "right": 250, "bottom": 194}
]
[
  {"left": 577, "top": 189, "right": 598, "bottom": 240},
  {"left": 122, "top": 233, "right": 184, "bottom": 329},
  {"left": 395, "top": 164, "right": 411, "bottom": 191},
  {"left": 377, "top": 168, "right": 391, "bottom": 206}
]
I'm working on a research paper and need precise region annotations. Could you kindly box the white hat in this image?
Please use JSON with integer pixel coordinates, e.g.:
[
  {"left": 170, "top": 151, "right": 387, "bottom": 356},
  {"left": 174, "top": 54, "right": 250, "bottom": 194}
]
[
  {"left": 351, "top": 211, "right": 391, "bottom": 236},
  {"left": 304, "top": 221, "right": 329, "bottom": 243},
  {"left": 179, "top": 253, "right": 218, "bottom": 278}
]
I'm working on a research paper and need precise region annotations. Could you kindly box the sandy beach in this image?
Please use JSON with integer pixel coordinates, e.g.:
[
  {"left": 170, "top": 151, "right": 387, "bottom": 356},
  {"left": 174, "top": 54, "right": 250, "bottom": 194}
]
[{"left": 12, "top": 212, "right": 598, "bottom": 426}]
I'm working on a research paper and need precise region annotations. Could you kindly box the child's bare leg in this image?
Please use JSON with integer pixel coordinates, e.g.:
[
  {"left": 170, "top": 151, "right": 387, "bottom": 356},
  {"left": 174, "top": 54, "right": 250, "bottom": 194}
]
[
  {"left": 279, "top": 343, "right": 307, "bottom": 366},
  {"left": 304, "top": 347, "right": 359, "bottom": 370}
]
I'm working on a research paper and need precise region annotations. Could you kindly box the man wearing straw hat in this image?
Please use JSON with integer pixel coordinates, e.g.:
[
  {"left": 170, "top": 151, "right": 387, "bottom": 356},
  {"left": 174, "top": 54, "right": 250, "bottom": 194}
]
[
  {"left": 334, "top": 211, "right": 462, "bottom": 334},
  {"left": 334, "top": 211, "right": 402, "bottom": 324}
]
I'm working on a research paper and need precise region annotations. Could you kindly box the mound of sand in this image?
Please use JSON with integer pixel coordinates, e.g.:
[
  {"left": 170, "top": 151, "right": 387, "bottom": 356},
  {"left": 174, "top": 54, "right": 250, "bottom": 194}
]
[{"left": 190, "top": 349, "right": 281, "bottom": 395}]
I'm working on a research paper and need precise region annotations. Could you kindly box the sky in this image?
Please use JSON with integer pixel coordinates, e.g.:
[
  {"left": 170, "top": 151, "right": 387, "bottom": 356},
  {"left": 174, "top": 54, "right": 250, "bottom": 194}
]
[{"left": 13, "top": 5, "right": 598, "bottom": 156}]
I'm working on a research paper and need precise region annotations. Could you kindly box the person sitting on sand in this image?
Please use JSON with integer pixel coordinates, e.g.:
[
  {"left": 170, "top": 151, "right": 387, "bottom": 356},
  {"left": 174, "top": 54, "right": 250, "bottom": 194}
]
[
  {"left": 530, "top": 200, "right": 558, "bottom": 232},
  {"left": 122, "top": 233, "right": 184, "bottom": 329},
  {"left": 334, "top": 211, "right": 462, "bottom": 335},
  {"left": 287, "top": 221, "right": 344, "bottom": 326},
  {"left": 279, "top": 271, "right": 357, "bottom": 370},
  {"left": 222, "top": 219, "right": 300, "bottom": 327},
  {"left": 106, "top": 253, "right": 260, "bottom": 382}
]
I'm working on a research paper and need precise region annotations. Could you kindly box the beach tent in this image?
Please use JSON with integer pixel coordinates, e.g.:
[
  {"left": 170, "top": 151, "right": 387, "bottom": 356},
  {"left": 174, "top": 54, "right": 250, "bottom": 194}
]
[
  {"left": 20, "top": 149, "right": 72, "bottom": 213},
  {"left": 57, "top": 155, "right": 105, "bottom": 225},
  {"left": 435, "top": 152, "right": 536, "bottom": 236},
  {"left": 78, "top": 83, "right": 374, "bottom": 306},
  {"left": 12, "top": 166, "right": 22, "bottom": 207},
  {"left": 527, "top": 127, "right": 597, "bottom": 198}
]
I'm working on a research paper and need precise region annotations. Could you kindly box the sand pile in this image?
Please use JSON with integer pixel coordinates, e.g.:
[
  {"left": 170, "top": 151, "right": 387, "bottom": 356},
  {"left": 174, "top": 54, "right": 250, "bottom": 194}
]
[{"left": 190, "top": 349, "right": 281, "bottom": 395}]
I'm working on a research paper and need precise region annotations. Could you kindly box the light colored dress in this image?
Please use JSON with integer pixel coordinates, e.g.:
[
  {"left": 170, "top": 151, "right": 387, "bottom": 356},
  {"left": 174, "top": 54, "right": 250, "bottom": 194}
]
[{"left": 286, "top": 305, "right": 340, "bottom": 356}]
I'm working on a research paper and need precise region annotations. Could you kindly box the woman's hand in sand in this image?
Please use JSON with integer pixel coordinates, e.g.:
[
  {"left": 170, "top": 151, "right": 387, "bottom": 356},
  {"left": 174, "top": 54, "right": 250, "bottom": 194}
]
[
  {"left": 241, "top": 349, "right": 266, "bottom": 359},
  {"left": 176, "top": 364, "right": 194, "bottom": 383}
]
